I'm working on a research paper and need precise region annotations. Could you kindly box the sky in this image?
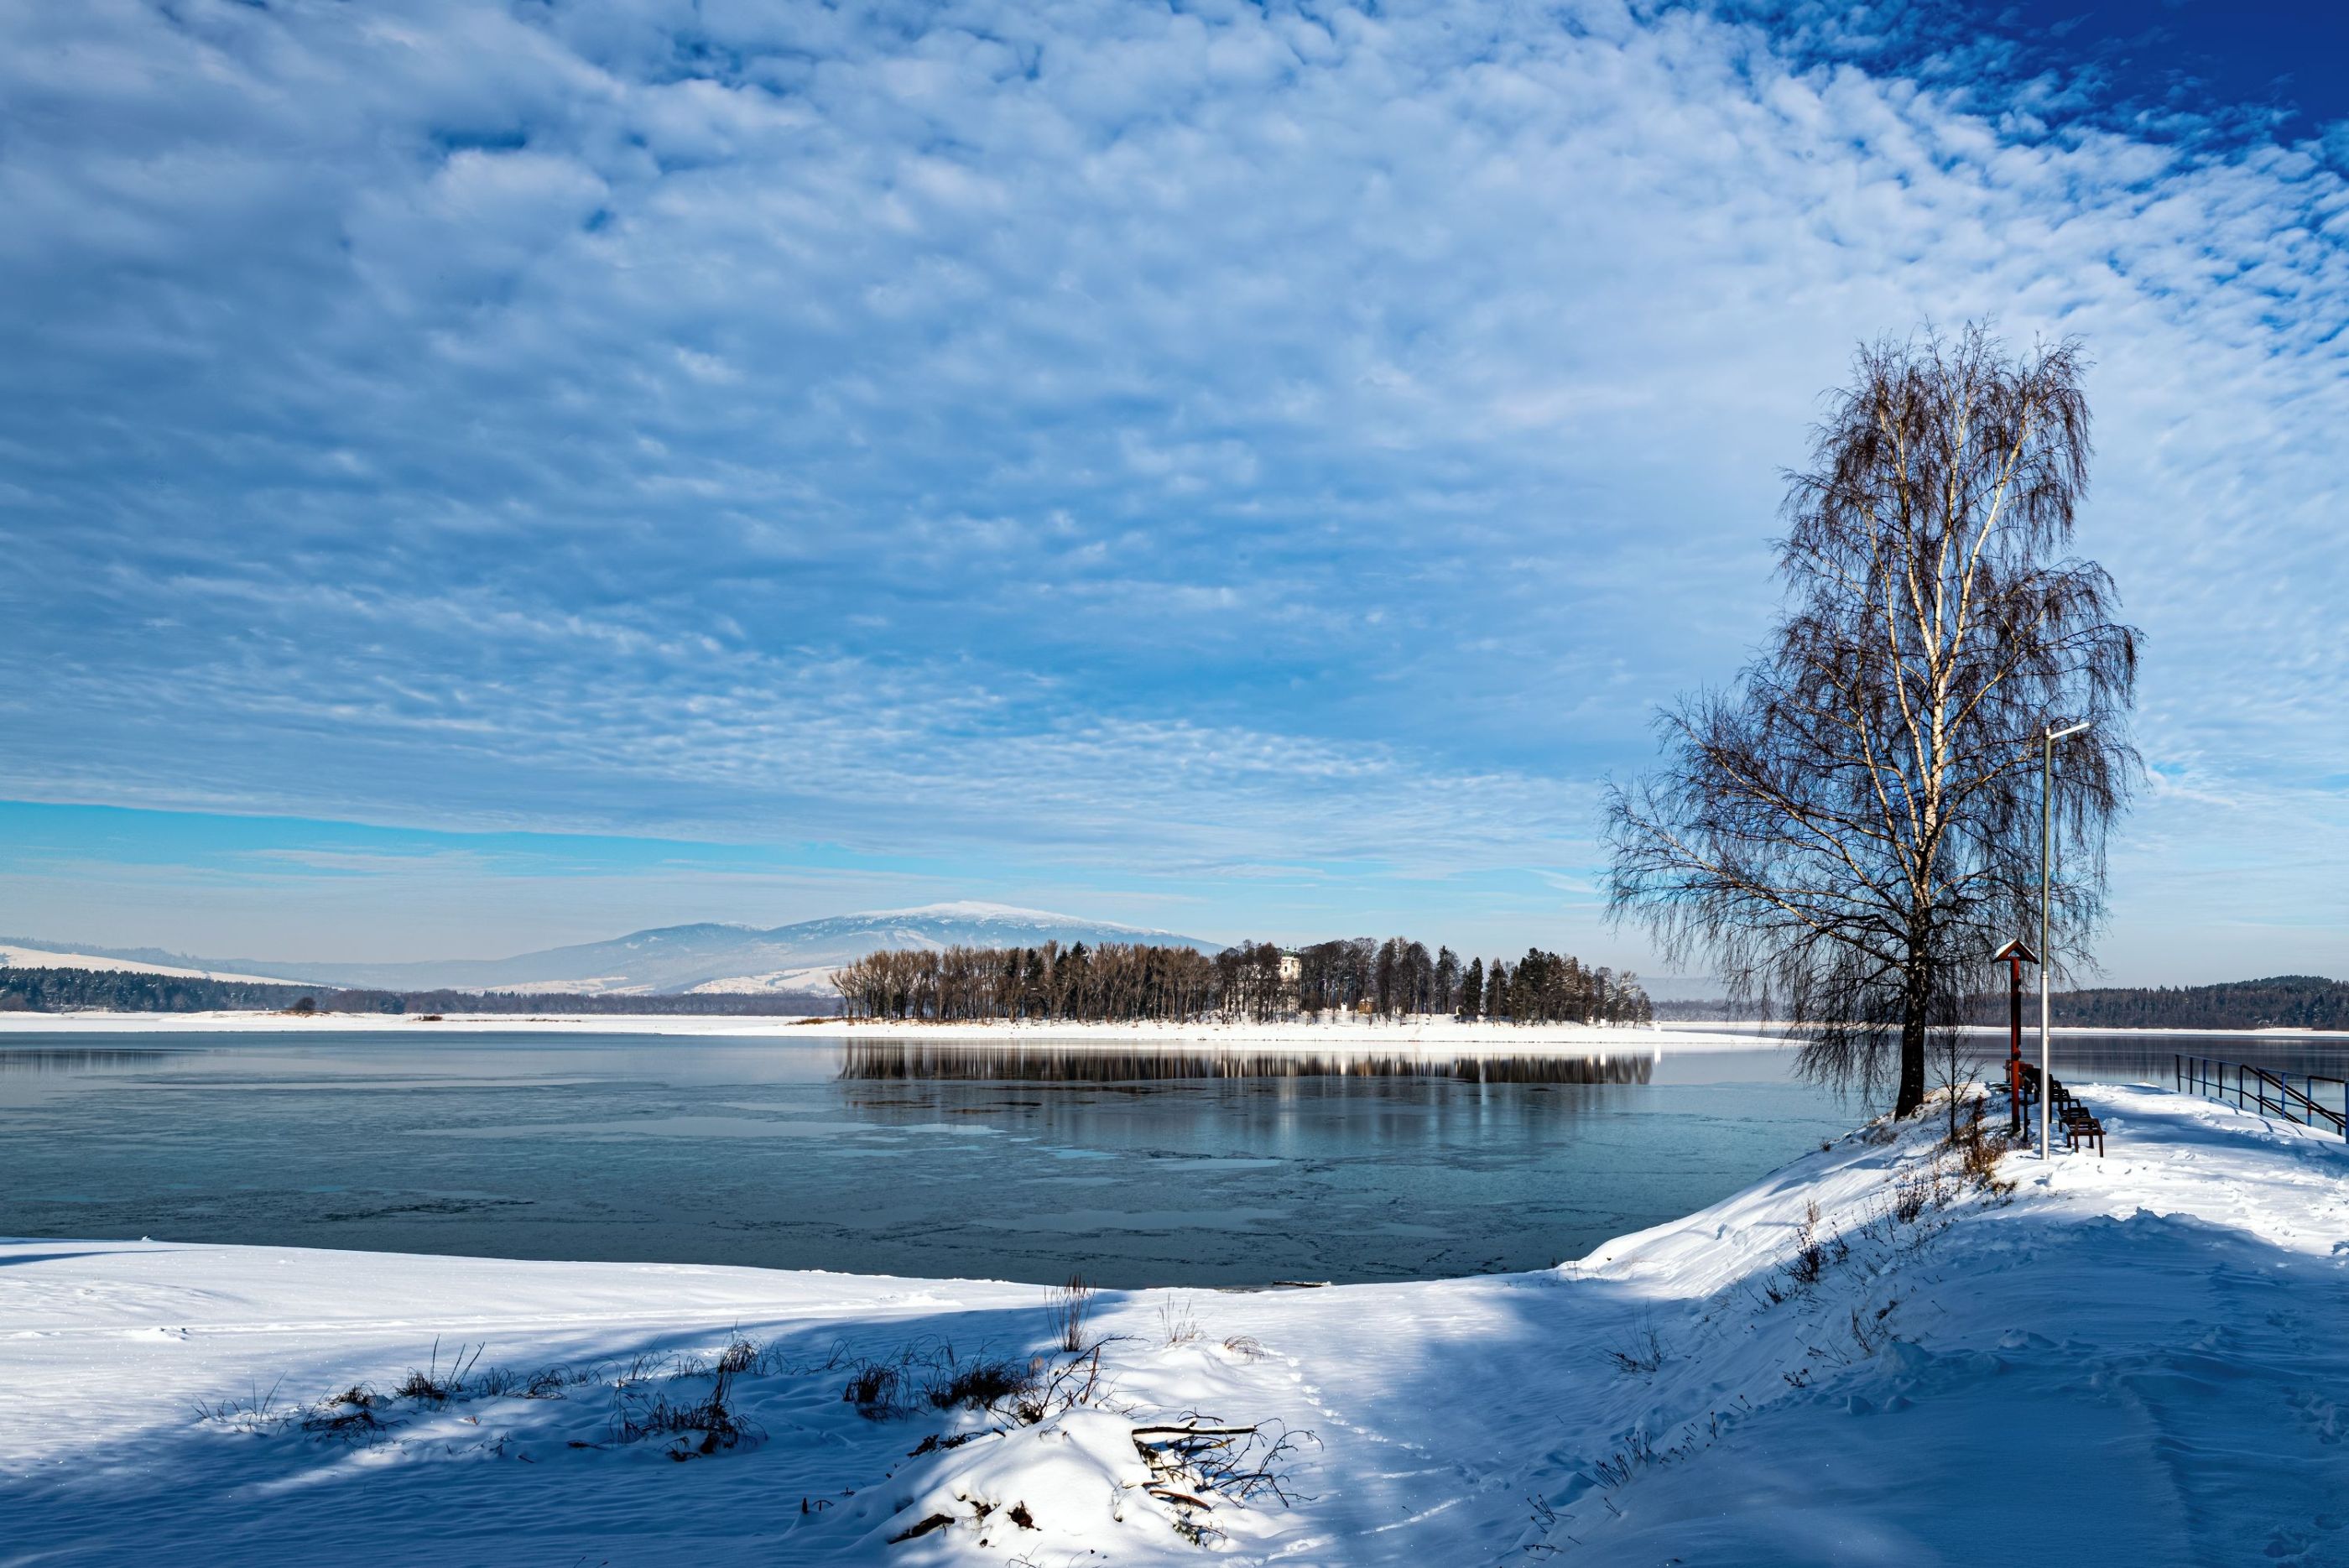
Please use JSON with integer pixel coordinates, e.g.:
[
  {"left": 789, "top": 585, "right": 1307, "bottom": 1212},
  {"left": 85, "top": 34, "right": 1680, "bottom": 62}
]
[{"left": 1, "top": 0, "right": 2343, "bottom": 983}]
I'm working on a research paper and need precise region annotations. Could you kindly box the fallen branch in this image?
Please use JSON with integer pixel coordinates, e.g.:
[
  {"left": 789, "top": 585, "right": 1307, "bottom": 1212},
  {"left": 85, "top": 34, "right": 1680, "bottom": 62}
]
[
  {"left": 888, "top": 1512, "right": 955, "bottom": 1545},
  {"left": 1130, "top": 1415, "right": 1319, "bottom": 1508}
]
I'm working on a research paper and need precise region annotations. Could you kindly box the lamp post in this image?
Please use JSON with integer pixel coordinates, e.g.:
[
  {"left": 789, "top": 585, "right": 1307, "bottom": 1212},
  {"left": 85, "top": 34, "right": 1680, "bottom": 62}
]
[{"left": 2040, "top": 719, "right": 2092, "bottom": 1160}]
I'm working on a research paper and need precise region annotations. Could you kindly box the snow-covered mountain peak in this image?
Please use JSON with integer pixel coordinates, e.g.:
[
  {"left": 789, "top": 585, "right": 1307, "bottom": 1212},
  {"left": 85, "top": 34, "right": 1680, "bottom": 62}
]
[
  {"left": 867, "top": 900, "right": 1169, "bottom": 933},
  {"left": 871, "top": 899, "right": 1071, "bottom": 920}
]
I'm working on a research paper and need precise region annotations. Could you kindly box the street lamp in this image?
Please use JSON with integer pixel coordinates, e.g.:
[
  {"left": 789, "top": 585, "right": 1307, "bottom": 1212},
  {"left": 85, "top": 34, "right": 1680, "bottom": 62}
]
[{"left": 2039, "top": 718, "right": 2092, "bottom": 1160}]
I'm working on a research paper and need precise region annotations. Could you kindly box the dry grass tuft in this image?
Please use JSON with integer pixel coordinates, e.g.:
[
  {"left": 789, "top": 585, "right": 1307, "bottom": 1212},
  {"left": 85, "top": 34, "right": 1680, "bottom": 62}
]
[
  {"left": 924, "top": 1355, "right": 1036, "bottom": 1412},
  {"left": 393, "top": 1338, "right": 482, "bottom": 1403},
  {"left": 842, "top": 1359, "right": 907, "bottom": 1418},
  {"left": 302, "top": 1387, "right": 391, "bottom": 1444},
  {"left": 191, "top": 1380, "right": 291, "bottom": 1435},
  {"left": 1158, "top": 1298, "right": 1203, "bottom": 1346},
  {"left": 614, "top": 1362, "right": 758, "bottom": 1457},
  {"left": 1950, "top": 1121, "right": 2017, "bottom": 1196},
  {"left": 471, "top": 1362, "right": 576, "bottom": 1399},
  {"left": 1604, "top": 1319, "right": 1665, "bottom": 1374},
  {"left": 1787, "top": 1200, "right": 1829, "bottom": 1284},
  {"left": 1047, "top": 1272, "right": 1096, "bottom": 1353}
]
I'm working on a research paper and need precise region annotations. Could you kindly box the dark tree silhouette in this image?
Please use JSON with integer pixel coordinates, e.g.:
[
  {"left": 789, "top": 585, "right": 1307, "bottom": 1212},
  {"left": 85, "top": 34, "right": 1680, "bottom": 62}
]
[
  {"left": 825, "top": 936, "right": 1649, "bottom": 1026},
  {"left": 1607, "top": 326, "right": 2138, "bottom": 1117}
]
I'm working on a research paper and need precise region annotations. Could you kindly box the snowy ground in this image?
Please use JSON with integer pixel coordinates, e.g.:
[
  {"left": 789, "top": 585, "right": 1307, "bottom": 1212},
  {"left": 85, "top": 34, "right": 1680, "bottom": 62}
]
[{"left": 3, "top": 1085, "right": 2343, "bottom": 1565}]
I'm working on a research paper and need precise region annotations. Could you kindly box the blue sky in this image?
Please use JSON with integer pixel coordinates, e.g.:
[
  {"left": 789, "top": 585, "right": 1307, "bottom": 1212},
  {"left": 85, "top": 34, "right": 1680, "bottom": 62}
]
[{"left": 1, "top": 0, "right": 2342, "bottom": 982}]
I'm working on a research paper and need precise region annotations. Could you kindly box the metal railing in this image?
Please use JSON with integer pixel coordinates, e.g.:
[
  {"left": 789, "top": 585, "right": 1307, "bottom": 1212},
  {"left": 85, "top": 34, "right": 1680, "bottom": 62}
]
[{"left": 2175, "top": 1055, "right": 2347, "bottom": 1139}]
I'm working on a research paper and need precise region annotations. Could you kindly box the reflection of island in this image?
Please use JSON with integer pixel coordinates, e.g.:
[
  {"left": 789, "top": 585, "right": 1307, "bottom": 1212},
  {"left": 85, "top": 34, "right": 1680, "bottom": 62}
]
[
  {"left": 839, "top": 1041, "right": 1656, "bottom": 1086},
  {"left": 0, "top": 1047, "right": 180, "bottom": 1076}
]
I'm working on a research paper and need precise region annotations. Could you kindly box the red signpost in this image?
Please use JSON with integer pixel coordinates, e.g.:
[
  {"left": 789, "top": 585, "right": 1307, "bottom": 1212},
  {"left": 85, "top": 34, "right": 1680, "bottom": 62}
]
[{"left": 1992, "top": 938, "right": 2038, "bottom": 1139}]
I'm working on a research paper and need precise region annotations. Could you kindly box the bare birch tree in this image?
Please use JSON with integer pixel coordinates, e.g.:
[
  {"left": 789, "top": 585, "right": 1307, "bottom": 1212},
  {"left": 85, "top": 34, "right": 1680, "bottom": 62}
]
[{"left": 1606, "top": 326, "right": 2138, "bottom": 1117}]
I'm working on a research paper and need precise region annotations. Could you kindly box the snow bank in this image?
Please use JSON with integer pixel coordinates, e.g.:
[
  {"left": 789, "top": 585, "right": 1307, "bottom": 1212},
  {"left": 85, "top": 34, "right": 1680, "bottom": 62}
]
[
  {"left": 845, "top": 1407, "right": 1169, "bottom": 1549},
  {"left": 2, "top": 1084, "right": 2342, "bottom": 1564}
]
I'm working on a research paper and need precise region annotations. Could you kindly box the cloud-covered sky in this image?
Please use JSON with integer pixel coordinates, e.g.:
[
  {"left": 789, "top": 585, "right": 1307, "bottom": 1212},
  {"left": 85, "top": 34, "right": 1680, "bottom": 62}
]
[{"left": 2, "top": 0, "right": 2342, "bottom": 980}]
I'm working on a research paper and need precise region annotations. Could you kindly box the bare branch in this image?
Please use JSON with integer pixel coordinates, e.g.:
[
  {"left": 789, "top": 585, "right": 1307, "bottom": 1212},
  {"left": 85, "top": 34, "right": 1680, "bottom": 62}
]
[{"left": 1607, "top": 325, "right": 2138, "bottom": 1115}]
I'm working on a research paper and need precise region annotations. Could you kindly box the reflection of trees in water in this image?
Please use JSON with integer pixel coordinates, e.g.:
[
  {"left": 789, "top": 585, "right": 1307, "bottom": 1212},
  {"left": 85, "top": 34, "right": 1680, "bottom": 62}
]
[
  {"left": 0, "top": 1047, "right": 180, "bottom": 1075},
  {"left": 839, "top": 1042, "right": 1655, "bottom": 1086}
]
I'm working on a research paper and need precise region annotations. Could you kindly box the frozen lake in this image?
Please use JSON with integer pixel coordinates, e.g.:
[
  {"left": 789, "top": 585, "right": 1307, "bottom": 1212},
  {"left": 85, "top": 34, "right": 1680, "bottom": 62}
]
[{"left": 0, "top": 1029, "right": 2315, "bottom": 1286}]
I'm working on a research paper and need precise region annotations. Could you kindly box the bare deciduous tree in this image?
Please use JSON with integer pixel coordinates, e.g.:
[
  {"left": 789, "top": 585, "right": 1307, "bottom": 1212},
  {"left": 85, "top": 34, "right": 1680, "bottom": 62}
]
[
  {"left": 1606, "top": 325, "right": 2138, "bottom": 1117},
  {"left": 1930, "top": 1021, "right": 1979, "bottom": 1141}
]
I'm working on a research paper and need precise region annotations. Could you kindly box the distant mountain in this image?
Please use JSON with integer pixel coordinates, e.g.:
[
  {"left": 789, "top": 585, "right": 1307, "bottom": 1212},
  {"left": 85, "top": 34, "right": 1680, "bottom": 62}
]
[
  {"left": 0, "top": 939, "right": 309, "bottom": 987},
  {"left": 8, "top": 904, "right": 1221, "bottom": 998}
]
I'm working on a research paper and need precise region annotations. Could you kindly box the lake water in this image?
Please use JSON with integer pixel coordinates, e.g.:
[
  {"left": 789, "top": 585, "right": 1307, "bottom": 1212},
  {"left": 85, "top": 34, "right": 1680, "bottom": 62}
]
[{"left": 0, "top": 1029, "right": 2323, "bottom": 1287}]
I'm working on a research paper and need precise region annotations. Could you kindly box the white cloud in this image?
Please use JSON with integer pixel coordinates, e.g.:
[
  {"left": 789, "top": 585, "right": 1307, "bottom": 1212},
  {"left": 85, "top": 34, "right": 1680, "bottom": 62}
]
[{"left": 0, "top": 0, "right": 2341, "bottom": 977}]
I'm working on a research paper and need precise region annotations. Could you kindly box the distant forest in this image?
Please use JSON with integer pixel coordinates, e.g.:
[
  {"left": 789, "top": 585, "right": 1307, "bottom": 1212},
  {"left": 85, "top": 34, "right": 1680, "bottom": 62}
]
[
  {"left": 2036, "top": 976, "right": 2349, "bottom": 1032},
  {"left": 0, "top": 968, "right": 830, "bottom": 1016},
  {"left": 830, "top": 938, "right": 1654, "bottom": 1025},
  {"left": 13, "top": 961, "right": 2331, "bottom": 1031},
  {"left": 1655, "top": 974, "right": 2349, "bottom": 1033}
]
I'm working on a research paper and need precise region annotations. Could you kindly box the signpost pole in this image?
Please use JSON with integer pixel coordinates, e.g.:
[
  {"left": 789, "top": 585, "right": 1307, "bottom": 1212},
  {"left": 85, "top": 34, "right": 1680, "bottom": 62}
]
[
  {"left": 2008, "top": 951, "right": 2023, "bottom": 1136},
  {"left": 1992, "top": 937, "right": 2035, "bottom": 1142}
]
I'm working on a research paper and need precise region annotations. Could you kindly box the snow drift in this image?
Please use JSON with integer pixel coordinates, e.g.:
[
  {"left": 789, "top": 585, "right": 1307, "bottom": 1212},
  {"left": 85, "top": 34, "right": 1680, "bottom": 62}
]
[{"left": 1, "top": 1083, "right": 2342, "bottom": 1564}]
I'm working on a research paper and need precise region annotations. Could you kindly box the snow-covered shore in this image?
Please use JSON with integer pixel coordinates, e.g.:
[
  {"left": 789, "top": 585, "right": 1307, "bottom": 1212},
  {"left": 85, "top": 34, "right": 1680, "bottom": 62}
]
[
  {"left": 3, "top": 1085, "right": 2342, "bottom": 1564},
  {"left": 8, "top": 1008, "right": 2339, "bottom": 1046},
  {"left": 0, "top": 1010, "right": 1753, "bottom": 1051}
]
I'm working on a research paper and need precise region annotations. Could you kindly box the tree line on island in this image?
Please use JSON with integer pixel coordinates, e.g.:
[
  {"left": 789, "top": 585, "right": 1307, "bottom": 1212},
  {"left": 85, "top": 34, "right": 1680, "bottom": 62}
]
[
  {"left": 1281, "top": 939, "right": 1654, "bottom": 1026},
  {"left": 826, "top": 938, "right": 1655, "bottom": 1025}
]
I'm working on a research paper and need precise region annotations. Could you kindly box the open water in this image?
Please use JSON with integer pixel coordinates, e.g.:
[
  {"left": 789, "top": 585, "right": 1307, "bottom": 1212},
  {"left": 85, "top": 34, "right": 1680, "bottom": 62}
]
[{"left": 0, "top": 1029, "right": 2320, "bottom": 1286}]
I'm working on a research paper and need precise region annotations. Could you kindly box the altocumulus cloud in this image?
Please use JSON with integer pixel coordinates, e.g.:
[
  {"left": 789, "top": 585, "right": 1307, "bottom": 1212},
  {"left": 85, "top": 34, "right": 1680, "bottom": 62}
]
[{"left": 0, "top": 0, "right": 2342, "bottom": 974}]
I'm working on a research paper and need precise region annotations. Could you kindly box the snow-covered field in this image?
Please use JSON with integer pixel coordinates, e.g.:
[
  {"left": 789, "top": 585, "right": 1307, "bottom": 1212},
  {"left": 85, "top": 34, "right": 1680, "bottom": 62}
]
[{"left": 3, "top": 1085, "right": 2342, "bottom": 1565}]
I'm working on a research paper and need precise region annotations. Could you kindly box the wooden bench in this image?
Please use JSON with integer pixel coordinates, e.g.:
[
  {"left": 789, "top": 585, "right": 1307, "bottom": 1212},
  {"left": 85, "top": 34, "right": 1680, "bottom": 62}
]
[
  {"left": 2022, "top": 1065, "right": 2107, "bottom": 1155},
  {"left": 2062, "top": 1109, "right": 2105, "bottom": 1157}
]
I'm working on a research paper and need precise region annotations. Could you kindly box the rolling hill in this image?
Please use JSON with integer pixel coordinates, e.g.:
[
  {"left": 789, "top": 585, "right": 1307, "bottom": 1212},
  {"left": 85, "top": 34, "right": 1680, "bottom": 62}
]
[{"left": 3, "top": 904, "right": 1220, "bottom": 999}]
